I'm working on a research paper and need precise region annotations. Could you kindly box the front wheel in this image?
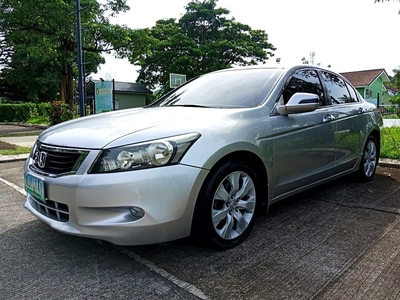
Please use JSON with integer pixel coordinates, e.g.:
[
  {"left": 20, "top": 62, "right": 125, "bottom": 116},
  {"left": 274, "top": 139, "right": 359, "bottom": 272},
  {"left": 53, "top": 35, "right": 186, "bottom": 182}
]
[
  {"left": 356, "top": 135, "right": 379, "bottom": 182},
  {"left": 192, "top": 160, "right": 259, "bottom": 250}
]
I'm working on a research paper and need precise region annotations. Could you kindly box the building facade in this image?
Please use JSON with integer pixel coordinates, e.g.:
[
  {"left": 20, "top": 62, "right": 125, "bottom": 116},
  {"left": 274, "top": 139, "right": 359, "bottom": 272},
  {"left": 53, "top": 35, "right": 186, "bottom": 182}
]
[{"left": 340, "top": 69, "right": 391, "bottom": 106}]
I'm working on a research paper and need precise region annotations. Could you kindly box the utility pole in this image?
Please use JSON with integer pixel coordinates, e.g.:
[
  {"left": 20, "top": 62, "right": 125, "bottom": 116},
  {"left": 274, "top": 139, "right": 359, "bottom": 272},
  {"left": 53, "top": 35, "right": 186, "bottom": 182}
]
[{"left": 76, "top": 0, "right": 85, "bottom": 117}]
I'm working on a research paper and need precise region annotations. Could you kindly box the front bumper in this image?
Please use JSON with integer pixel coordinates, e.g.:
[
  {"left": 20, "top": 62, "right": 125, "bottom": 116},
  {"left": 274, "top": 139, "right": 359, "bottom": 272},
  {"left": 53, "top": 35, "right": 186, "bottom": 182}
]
[{"left": 23, "top": 158, "right": 208, "bottom": 246}]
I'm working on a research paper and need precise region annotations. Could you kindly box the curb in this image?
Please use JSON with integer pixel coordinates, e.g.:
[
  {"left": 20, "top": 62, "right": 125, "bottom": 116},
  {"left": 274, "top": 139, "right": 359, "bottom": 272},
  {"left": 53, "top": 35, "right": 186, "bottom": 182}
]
[
  {"left": 0, "top": 122, "right": 49, "bottom": 129},
  {"left": 0, "top": 154, "right": 29, "bottom": 163},
  {"left": 378, "top": 158, "right": 400, "bottom": 169}
]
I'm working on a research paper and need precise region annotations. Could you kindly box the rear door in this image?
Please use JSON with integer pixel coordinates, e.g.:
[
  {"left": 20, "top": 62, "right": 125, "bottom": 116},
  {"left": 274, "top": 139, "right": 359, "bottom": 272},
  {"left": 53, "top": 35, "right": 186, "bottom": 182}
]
[{"left": 320, "top": 71, "right": 367, "bottom": 172}]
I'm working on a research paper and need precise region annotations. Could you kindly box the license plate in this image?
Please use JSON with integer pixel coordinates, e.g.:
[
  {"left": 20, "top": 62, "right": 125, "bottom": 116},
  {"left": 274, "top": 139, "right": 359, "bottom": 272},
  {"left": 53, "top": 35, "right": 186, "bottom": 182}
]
[{"left": 24, "top": 173, "right": 45, "bottom": 202}]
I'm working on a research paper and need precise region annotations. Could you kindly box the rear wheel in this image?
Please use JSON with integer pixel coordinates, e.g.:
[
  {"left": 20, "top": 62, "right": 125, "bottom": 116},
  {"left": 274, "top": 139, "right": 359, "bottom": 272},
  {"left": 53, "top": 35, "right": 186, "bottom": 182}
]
[
  {"left": 357, "top": 135, "right": 379, "bottom": 182},
  {"left": 192, "top": 160, "right": 259, "bottom": 250}
]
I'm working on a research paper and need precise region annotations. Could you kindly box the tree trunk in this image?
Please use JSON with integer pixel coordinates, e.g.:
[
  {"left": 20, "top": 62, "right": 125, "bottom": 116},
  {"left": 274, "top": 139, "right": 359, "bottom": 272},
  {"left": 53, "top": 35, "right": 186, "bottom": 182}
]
[
  {"left": 60, "top": 74, "right": 67, "bottom": 103},
  {"left": 66, "top": 63, "right": 74, "bottom": 109}
]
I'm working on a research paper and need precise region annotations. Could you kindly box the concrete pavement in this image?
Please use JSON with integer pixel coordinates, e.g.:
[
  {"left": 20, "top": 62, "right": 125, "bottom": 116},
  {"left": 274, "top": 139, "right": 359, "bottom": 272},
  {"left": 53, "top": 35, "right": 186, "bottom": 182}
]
[
  {"left": 1, "top": 123, "right": 400, "bottom": 299},
  {"left": 0, "top": 135, "right": 38, "bottom": 147},
  {"left": 0, "top": 123, "right": 42, "bottom": 163},
  {"left": 0, "top": 135, "right": 37, "bottom": 162}
]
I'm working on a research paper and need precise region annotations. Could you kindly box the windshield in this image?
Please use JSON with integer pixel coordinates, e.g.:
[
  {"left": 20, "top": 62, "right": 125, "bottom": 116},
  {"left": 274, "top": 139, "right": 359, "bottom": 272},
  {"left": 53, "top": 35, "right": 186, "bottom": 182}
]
[{"left": 153, "top": 68, "right": 283, "bottom": 108}]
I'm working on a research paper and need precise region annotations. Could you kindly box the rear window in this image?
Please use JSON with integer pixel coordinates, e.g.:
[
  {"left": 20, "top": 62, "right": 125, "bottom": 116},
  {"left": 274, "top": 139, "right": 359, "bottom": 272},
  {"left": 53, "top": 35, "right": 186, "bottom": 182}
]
[
  {"left": 321, "top": 71, "right": 354, "bottom": 104},
  {"left": 154, "top": 68, "right": 283, "bottom": 108}
]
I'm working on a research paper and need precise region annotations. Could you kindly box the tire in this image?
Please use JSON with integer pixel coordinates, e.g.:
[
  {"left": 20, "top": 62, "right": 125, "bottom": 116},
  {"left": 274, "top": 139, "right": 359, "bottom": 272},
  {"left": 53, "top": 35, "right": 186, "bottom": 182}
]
[
  {"left": 192, "top": 160, "right": 259, "bottom": 250},
  {"left": 356, "top": 135, "right": 379, "bottom": 182}
]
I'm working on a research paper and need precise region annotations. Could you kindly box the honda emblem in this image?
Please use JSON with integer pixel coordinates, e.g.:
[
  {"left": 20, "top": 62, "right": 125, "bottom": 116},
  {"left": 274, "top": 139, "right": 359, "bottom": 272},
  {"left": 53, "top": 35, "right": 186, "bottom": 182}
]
[{"left": 37, "top": 151, "right": 48, "bottom": 168}]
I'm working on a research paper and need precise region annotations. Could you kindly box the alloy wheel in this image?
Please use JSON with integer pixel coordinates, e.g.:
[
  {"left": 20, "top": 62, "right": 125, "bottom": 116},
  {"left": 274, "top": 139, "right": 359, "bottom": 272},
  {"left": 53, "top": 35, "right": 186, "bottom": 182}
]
[
  {"left": 211, "top": 171, "right": 256, "bottom": 240},
  {"left": 363, "top": 139, "right": 377, "bottom": 178}
]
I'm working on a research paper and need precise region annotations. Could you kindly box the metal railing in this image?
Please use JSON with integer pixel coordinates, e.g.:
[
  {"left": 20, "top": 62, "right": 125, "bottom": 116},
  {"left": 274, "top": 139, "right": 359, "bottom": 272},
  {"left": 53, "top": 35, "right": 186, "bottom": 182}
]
[{"left": 378, "top": 105, "right": 400, "bottom": 118}]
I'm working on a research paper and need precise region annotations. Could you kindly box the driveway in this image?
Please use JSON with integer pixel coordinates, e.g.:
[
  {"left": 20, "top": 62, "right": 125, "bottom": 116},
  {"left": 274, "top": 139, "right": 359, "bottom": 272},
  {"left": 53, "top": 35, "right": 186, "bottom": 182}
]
[{"left": 0, "top": 160, "right": 399, "bottom": 299}]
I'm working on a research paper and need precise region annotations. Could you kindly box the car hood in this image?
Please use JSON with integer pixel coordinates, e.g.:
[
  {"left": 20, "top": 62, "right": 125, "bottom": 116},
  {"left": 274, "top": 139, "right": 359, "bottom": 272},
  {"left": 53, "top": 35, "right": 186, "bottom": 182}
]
[{"left": 38, "top": 107, "right": 238, "bottom": 149}]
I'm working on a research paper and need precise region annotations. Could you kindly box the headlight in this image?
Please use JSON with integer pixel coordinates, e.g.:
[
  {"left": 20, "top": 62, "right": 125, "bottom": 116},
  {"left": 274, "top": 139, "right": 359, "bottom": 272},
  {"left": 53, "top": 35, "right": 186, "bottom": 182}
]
[{"left": 89, "top": 132, "right": 201, "bottom": 174}]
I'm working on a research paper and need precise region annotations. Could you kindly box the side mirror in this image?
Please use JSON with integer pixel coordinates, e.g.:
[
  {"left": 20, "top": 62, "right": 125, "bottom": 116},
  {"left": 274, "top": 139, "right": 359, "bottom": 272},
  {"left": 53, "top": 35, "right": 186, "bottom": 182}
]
[{"left": 277, "top": 92, "right": 319, "bottom": 115}]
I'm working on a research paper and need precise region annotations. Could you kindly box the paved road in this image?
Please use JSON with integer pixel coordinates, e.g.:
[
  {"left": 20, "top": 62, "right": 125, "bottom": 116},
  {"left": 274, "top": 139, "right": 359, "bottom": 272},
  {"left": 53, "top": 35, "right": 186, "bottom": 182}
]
[{"left": 1, "top": 161, "right": 399, "bottom": 299}]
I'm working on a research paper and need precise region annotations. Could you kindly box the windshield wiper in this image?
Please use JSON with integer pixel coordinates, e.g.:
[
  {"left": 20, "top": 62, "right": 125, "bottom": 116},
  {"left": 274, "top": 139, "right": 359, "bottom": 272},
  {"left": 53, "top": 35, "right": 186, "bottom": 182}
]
[{"left": 170, "top": 104, "right": 210, "bottom": 108}]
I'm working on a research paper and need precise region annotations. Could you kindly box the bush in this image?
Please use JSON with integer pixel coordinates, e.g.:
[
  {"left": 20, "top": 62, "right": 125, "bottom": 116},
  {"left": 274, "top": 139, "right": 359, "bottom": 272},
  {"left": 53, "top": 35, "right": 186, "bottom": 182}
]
[
  {"left": 0, "top": 103, "right": 35, "bottom": 122},
  {"left": 36, "top": 102, "right": 51, "bottom": 118},
  {"left": 0, "top": 101, "right": 78, "bottom": 125},
  {"left": 48, "top": 101, "right": 78, "bottom": 125}
]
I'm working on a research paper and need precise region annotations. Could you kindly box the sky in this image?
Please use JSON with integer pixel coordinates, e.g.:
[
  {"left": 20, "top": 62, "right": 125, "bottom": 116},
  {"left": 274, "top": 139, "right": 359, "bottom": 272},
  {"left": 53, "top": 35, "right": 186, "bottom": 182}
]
[{"left": 92, "top": 0, "right": 400, "bottom": 82}]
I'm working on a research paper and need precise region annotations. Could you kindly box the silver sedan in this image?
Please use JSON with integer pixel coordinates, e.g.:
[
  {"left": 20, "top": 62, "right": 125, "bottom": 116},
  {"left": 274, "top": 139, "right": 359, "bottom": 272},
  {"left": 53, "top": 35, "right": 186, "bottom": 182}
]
[{"left": 23, "top": 65, "right": 382, "bottom": 250}]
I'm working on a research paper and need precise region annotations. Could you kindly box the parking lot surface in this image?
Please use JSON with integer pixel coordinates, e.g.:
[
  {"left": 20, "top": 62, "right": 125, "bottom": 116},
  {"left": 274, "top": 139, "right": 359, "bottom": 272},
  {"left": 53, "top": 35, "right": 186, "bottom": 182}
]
[
  {"left": 1, "top": 124, "right": 400, "bottom": 299},
  {"left": 1, "top": 158, "right": 399, "bottom": 299}
]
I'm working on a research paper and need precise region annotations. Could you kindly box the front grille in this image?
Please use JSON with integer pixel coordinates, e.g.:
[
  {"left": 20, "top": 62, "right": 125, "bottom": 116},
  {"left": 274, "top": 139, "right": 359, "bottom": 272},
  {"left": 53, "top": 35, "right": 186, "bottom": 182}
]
[
  {"left": 29, "top": 196, "right": 69, "bottom": 222},
  {"left": 31, "top": 143, "right": 89, "bottom": 176}
]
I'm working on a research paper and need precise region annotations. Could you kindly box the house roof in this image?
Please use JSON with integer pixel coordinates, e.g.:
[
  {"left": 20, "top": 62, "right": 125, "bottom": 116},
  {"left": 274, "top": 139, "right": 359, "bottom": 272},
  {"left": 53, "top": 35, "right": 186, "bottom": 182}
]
[
  {"left": 340, "top": 69, "right": 390, "bottom": 87},
  {"left": 384, "top": 83, "right": 400, "bottom": 96},
  {"left": 114, "top": 81, "right": 153, "bottom": 94}
]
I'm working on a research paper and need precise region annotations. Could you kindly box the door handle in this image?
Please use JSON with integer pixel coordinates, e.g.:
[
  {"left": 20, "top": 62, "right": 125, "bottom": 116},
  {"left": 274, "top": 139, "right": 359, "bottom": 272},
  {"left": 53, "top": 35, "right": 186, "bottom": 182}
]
[
  {"left": 358, "top": 107, "right": 365, "bottom": 114},
  {"left": 323, "top": 114, "right": 335, "bottom": 122}
]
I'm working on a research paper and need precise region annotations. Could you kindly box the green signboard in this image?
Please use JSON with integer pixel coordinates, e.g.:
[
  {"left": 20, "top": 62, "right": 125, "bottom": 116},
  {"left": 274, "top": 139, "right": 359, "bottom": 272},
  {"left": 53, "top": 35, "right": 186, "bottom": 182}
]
[{"left": 95, "top": 81, "right": 113, "bottom": 113}]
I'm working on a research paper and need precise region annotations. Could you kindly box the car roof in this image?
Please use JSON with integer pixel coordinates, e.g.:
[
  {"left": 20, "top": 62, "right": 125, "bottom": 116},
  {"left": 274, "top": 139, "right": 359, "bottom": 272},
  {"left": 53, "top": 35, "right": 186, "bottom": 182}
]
[
  {"left": 208, "top": 64, "right": 350, "bottom": 85},
  {"left": 211, "top": 64, "right": 335, "bottom": 74}
]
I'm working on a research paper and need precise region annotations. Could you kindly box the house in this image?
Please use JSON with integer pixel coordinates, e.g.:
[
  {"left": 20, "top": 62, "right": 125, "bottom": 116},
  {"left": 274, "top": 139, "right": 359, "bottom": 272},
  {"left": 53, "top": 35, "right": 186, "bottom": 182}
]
[
  {"left": 384, "top": 83, "right": 400, "bottom": 98},
  {"left": 340, "top": 69, "right": 391, "bottom": 106},
  {"left": 112, "top": 81, "right": 153, "bottom": 109},
  {"left": 85, "top": 80, "right": 153, "bottom": 113}
]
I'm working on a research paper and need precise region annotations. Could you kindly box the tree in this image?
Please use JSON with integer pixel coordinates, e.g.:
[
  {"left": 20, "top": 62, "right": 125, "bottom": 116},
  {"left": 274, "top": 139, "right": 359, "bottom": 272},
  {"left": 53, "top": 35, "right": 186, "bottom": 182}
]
[
  {"left": 392, "top": 67, "right": 400, "bottom": 88},
  {"left": 128, "top": 0, "right": 276, "bottom": 90},
  {"left": 0, "top": 0, "right": 141, "bottom": 106},
  {"left": 0, "top": 32, "right": 12, "bottom": 66}
]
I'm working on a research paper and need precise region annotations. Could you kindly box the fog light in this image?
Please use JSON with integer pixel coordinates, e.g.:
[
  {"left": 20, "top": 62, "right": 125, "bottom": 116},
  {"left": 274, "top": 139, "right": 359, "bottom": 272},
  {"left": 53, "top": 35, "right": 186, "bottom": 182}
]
[{"left": 129, "top": 206, "right": 145, "bottom": 219}]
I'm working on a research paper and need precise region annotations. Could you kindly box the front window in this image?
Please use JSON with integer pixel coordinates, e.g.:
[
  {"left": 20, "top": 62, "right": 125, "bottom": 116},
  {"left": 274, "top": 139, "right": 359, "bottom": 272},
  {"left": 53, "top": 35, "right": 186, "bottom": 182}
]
[
  {"left": 153, "top": 68, "right": 283, "bottom": 108},
  {"left": 282, "top": 69, "right": 324, "bottom": 105}
]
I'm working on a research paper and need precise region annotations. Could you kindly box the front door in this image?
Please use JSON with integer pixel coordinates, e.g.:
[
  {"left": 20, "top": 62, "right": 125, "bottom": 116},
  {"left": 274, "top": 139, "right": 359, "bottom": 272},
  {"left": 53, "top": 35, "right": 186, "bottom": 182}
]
[{"left": 269, "top": 68, "right": 337, "bottom": 199}]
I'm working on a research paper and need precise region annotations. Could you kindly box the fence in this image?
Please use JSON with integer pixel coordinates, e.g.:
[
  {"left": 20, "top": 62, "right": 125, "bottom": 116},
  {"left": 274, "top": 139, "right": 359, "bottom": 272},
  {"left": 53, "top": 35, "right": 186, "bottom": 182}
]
[{"left": 378, "top": 105, "right": 400, "bottom": 118}]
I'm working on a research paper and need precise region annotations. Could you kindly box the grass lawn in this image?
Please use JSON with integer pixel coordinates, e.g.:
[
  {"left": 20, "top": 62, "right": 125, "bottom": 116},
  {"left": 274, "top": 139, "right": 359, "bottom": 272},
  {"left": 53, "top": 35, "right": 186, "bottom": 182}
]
[
  {"left": 381, "top": 126, "right": 400, "bottom": 160},
  {"left": 0, "top": 141, "right": 31, "bottom": 155}
]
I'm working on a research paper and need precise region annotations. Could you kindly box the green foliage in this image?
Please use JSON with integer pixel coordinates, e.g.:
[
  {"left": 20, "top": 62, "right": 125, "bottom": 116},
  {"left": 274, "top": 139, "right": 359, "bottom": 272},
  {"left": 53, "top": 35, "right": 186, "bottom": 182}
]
[
  {"left": 0, "top": 144, "right": 32, "bottom": 155},
  {"left": 128, "top": 0, "right": 276, "bottom": 89},
  {"left": 35, "top": 103, "right": 52, "bottom": 119},
  {"left": 390, "top": 95, "right": 400, "bottom": 107},
  {"left": 48, "top": 101, "right": 78, "bottom": 125},
  {"left": 392, "top": 67, "right": 400, "bottom": 88},
  {"left": 386, "top": 95, "right": 400, "bottom": 118},
  {"left": 0, "top": 102, "right": 52, "bottom": 123},
  {"left": 0, "top": 103, "right": 34, "bottom": 122},
  {"left": 380, "top": 103, "right": 400, "bottom": 118},
  {"left": 0, "top": 0, "right": 139, "bottom": 104},
  {"left": 383, "top": 114, "right": 400, "bottom": 119},
  {"left": 381, "top": 126, "right": 400, "bottom": 160},
  {"left": 27, "top": 116, "right": 50, "bottom": 125}
]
